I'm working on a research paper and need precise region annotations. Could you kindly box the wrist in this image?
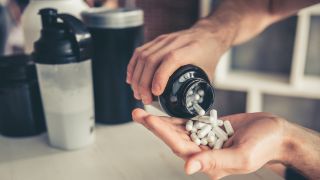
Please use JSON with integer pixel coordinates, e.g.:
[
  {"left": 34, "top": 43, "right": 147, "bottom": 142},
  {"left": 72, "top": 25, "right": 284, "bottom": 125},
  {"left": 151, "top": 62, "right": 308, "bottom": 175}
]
[
  {"left": 279, "top": 120, "right": 301, "bottom": 166},
  {"left": 192, "top": 18, "right": 236, "bottom": 56}
]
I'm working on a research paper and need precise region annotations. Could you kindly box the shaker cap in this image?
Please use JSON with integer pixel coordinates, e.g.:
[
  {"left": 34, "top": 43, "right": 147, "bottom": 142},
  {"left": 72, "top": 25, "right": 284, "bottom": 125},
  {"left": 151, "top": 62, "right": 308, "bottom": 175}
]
[{"left": 33, "top": 8, "right": 92, "bottom": 64}]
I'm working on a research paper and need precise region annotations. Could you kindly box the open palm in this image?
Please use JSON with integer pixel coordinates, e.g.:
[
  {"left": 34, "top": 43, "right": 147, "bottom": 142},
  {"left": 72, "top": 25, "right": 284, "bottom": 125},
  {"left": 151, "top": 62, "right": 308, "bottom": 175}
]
[{"left": 132, "top": 108, "right": 286, "bottom": 180}]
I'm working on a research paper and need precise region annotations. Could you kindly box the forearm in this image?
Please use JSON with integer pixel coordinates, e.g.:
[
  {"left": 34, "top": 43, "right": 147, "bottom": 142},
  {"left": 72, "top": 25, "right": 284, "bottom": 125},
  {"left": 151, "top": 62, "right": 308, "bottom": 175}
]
[
  {"left": 194, "top": 0, "right": 320, "bottom": 49},
  {"left": 281, "top": 121, "right": 320, "bottom": 179}
]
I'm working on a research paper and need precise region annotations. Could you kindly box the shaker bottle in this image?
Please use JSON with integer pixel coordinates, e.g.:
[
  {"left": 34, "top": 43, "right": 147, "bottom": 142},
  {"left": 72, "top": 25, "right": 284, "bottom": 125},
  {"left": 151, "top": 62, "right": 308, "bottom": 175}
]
[
  {"left": 82, "top": 8, "right": 144, "bottom": 124},
  {"left": 159, "top": 65, "right": 215, "bottom": 118},
  {"left": 0, "top": 54, "right": 46, "bottom": 137},
  {"left": 33, "top": 8, "right": 95, "bottom": 150}
]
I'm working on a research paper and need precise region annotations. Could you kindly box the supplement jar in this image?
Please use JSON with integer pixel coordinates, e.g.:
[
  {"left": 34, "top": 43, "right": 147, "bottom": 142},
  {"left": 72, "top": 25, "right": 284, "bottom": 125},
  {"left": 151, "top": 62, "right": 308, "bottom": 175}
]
[
  {"left": 0, "top": 54, "right": 45, "bottom": 137},
  {"left": 82, "top": 8, "right": 144, "bottom": 124},
  {"left": 159, "top": 65, "right": 215, "bottom": 118}
]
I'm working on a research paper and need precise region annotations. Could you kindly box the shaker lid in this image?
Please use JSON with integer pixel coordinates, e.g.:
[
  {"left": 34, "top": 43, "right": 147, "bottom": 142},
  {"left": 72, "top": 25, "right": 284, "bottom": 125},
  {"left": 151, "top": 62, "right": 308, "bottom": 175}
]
[
  {"left": 34, "top": 8, "right": 92, "bottom": 64},
  {"left": 81, "top": 7, "right": 144, "bottom": 29},
  {"left": 0, "top": 54, "right": 36, "bottom": 82}
]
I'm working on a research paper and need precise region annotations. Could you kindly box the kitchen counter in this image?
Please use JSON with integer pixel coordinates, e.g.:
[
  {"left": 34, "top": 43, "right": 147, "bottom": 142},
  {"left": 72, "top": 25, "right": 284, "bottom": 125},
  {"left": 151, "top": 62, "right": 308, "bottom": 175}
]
[{"left": 0, "top": 105, "right": 283, "bottom": 180}]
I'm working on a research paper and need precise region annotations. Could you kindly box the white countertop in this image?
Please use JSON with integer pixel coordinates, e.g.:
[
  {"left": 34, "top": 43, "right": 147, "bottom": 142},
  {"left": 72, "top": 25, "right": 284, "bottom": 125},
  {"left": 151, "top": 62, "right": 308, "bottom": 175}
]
[{"left": 0, "top": 105, "right": 283, "bottom": 180}]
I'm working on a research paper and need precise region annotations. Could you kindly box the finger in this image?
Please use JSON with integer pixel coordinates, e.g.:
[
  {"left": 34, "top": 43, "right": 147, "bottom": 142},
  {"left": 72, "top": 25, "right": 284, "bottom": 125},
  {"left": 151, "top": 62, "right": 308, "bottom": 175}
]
[
  {"left": 138, "top": 36, "right": 191, "bottom": 103},
  {"left": 127, "top": 40, "right": 159, "bottom": 84},
  {"left": 151, "top": 44, "right": 193, "bottom": 96},
  {"left": 131, "top": 60, "right": 145, "bottom": 99},
  {"left": 132, "top": 108, "right": 149, "bottom": 124},
  {"left": 138, "top": 59, "right": 160, "bottom": 104},
  {"left": 185, "top": 148, "right": 238, "bottom": 176}
]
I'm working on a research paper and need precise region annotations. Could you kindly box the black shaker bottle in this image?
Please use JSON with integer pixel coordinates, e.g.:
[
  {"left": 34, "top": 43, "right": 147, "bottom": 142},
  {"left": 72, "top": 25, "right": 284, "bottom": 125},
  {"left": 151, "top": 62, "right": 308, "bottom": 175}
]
[
  {"left": 33, "top": 8, "right": 95, "bottom": 150},
  {"left": 159, "top": 65, "right": 215, "bottom": 119},
  {"left": 82, "top": 8, "right": 144, "bottom": 124},
  {"left": 0, "top": 54, "right": 46, "bottom": 137}
]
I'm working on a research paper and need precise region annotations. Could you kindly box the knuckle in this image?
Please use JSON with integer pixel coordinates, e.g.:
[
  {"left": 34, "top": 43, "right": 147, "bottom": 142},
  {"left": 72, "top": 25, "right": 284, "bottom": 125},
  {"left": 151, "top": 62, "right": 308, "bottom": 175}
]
[
  {"left": 205, "top": 159, "right": 217, "bottom": 172},
  {"left": 134, "top": 47, "right": 143, "bottom": 54},
  {"left": 189, "top": 41, "right": 201, "bottom": 49},
  {"left": 147, "top": 55, "right": 157, "bottom": 63},
  {"left": 139, "top": 52, "right": 149, "bottom": 61},
  {"left": 138, "top": 82, "right": 149, "bottom": 94},
  {"left": 166, "top": 51, "right": 178, "bottom": 62}
]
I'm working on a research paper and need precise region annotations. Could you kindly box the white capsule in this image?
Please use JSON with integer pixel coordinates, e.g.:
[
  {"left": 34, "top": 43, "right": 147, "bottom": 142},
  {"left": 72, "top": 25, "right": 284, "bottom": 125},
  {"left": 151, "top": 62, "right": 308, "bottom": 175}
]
[
  {"left": 194, "top": 94, "right": 201, "bottom": 101},
  {"left": 191, "top": 127, "right": 198, "bottom": 133},
  {"left": 194, "top": 121, "right": 206, "bottom": 129},
  {"left": 224, "top": 120, "right": 234, "bottom": 136},
  {"left": 199, "top": 97, "right": 203, "bottom": 103},
  {"left": 197, "top": 125, "right": 212, "bottom": 139},
  {"left": 210, "top": 109, "right": 218, "bottom": 121},
  {"left": 185, "top": 120, "right": 193, "bottom": 132},
  {"left": 217, "top": 119, "right": 224, "bottom": 127},
  {"left": 214, "top": 138, "right": 224, "bottom": 149},
  {"left": 190, "top": 133, "right": 201, "bottom": 145},
  {"left": 212, "top": 126, "right": 228, "bottom": 141},
  {"left": 187, "top": 91, "right": 194, "bottom": 96},
  {"left": 200, "top": 138, "right": 208, "bottom": 146},
  {"left": 209, "top": 117, "right": 217, "bottom": 125},
  {"left": 208, "top": 142, "right": 215, "bottom": 148},
  {"left": 207, "top": 134, "right": 217, "bottom": 144},
  {"left": 189, "top": 94, "right": 200, "bottom": 102},
  {"left": 197, "top": 116, "right": 211, "bottom": 123},
  {"left": 193, "top": 103, "right": 205, "bottom": 116},
  {"left": 186, "top": 101, "right": 193, "bottom": 107},
  {"left": 197, "top": 89, "right": 205, "bottom": 96}
]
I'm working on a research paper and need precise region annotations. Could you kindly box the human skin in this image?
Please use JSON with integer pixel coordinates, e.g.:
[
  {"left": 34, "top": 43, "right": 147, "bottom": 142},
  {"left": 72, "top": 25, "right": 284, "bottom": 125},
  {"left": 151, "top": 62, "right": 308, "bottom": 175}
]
[
  {"left": 126, "top": 0, "right": 320, "bottom": 104},
  {"left": 132, "top": 108, "right": 320, "bottom": 180}
]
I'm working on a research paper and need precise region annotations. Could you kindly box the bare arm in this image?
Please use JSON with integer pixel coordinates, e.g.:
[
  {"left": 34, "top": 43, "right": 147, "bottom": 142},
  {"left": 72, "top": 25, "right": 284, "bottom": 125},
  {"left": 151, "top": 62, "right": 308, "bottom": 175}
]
[
  {"left": 282, "top": 121, "right": 320, "bottom": 179},
  {"left": 196, "top": 0, "right": 320, "bottom": 45},
  {"left": 127, "top": 0, "right": 320, "bottom": 105}
]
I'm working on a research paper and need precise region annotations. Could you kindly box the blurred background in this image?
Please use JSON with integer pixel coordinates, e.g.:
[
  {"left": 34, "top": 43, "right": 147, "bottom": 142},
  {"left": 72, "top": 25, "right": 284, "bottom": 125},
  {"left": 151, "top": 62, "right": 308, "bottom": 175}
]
[{"left": 0, "top": 0, "right": 319, "bottom": 180}]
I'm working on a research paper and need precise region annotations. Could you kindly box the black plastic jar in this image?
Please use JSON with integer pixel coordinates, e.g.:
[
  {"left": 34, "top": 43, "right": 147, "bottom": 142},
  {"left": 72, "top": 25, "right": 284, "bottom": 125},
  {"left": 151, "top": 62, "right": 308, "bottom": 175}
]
[
  {"left": 0, "top": 54, "right": 46, "bottom": 137},
  {"left": 82, "top": 8, "right": 144, "bottom": 124},
  {"left": 159, "top": 65, "right": 215, "bottom": 119}
]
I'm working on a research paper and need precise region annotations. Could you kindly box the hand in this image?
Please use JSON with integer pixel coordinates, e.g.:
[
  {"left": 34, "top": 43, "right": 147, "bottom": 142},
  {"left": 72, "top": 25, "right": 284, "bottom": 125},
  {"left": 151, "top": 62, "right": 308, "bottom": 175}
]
[
  {"left": 127, "top": 20, "right": 229, "bottom": 104},
  {"left": 132, "top": 108, "right": 287, "bottom": 180}
]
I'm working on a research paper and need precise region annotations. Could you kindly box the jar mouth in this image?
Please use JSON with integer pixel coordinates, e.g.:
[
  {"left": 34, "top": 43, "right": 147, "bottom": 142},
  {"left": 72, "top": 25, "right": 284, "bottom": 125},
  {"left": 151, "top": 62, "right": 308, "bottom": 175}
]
[
  {"left": 158, "top": 64, "right": 214, "bottom": 119},
  {"left": 181, "top": 79, "right": 215, "bottom": 116}
]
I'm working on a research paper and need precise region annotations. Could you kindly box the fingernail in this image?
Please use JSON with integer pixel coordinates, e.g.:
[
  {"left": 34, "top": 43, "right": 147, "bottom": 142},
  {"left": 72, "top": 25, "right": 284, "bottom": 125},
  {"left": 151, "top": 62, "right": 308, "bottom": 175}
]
[{"left": 187, "top": 161, "right": 201, "bottom": 175}]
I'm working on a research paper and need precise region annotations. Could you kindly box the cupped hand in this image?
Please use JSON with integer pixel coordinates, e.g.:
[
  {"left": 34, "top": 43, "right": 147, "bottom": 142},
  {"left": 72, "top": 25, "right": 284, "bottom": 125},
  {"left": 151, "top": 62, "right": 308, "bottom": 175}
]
[
  {"left": 127, "top": 20, "right": 229, "bottom": 104},
  {"left": 132, "top": 108, "right": 287, "bottom": 180}
]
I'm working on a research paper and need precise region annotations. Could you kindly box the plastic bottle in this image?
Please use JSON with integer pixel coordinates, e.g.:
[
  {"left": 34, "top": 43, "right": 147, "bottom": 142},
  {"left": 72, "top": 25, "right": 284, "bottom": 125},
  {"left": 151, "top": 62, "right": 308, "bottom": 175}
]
[
  {"left": 33, "top": 8, "right": 94, "bottom": 150},
  {"left": 22, "top": 0, "right": 89, "bottom": 53}
]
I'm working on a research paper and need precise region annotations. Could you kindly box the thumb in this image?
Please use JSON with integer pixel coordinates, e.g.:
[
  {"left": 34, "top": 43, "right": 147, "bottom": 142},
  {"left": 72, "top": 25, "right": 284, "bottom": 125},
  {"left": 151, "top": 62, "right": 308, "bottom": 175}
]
[{"left": 185, "top": 149, "right": 237, "bottom": 176}]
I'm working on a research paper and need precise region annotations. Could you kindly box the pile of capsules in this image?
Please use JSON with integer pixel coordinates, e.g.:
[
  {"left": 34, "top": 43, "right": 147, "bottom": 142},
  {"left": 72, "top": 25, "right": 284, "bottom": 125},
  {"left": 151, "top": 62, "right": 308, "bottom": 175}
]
[{"left": 185, "top": 109, "right": 234, "bottom": 149}]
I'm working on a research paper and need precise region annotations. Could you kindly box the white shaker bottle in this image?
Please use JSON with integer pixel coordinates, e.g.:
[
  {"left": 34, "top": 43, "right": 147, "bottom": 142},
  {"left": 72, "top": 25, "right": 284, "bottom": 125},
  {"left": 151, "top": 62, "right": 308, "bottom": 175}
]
[{"left": 33, "top": 8, "right": 95, "bottom": 150}]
